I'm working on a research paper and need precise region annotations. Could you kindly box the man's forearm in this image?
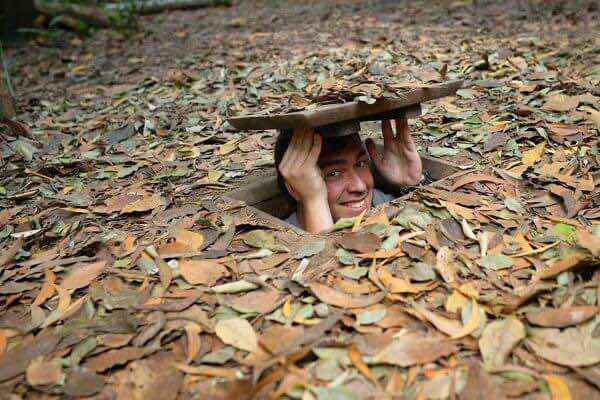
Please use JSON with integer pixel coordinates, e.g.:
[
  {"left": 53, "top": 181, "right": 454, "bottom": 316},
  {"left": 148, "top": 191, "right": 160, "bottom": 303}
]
[{"left": 298, "top": 197, "right": 334, "bottom": 234}]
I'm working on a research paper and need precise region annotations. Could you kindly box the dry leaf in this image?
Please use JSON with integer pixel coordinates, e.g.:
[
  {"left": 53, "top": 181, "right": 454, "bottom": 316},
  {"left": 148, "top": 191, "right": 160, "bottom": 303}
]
[
  {"left": 521, "top": 142, "right": 546, "bottom": 166},
  {"left": 337, "top": 232, "right": 382, "bottom": 253},
  {"left": 542, "top": 93, "right": 580, "bottom": 112},
  {"left": 184, "top": 322, "right": 202, "bottom": 362},
  {"left": 60, "top": 260, "right": 107, "bottom": 290},
  {"left": 26, "top": 358, "right": 63, "bottom": 386},
  {"left": 372, "top": 332, "right": 458, "bottom": 367},
  {"left": 348, "top": 344, "right": 375, "bottom": 381},
  {"left": 525, "top": 306, "right": 598, "bottom": 328},
  {"left": 308, "top": 282, "right": 385, "bottom": 309},
  {"left": 178, "top": 259, "right": 228, "bottom": 286},
  {"left": 544, "top": 375, "right": 572, "bottom": 400},
  {"left": 215, "top": 317, "right": 258, "bottom": 352},
  {"left": 479, "top": 318, "right": 525, "bottom": 368}
]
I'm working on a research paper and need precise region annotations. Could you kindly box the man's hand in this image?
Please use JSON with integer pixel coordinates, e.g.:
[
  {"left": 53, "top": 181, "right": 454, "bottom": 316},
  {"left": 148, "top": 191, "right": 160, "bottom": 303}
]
[
  {"left": 278, "top": 129, "right": 333, "bottom": 233},
  {"left": 365, "top": 119, "right": 423, "bottom": 187}
]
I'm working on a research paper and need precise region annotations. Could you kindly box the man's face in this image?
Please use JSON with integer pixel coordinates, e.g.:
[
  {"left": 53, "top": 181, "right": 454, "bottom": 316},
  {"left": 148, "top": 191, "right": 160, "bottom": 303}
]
[{"left": 318, "top": 135, "right": 374, "bottom": 221}]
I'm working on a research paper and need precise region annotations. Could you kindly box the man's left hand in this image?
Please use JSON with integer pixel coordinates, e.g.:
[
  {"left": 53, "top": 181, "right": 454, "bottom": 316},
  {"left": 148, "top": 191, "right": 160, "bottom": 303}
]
[{"left": 366, "top": 119, "right": 423, "bottom": 186}]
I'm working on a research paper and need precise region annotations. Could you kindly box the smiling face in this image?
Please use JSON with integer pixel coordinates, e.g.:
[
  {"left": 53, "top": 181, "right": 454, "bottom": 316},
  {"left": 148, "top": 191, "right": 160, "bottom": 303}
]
[{"left": 318, "top": 134, "right": 374, "bottom": 221}]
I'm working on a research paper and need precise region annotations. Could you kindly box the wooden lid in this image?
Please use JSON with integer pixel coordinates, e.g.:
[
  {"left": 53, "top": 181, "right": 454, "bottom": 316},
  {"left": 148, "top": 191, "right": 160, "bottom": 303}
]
[{"left": 227, "top": 80, "right": 462, "bottom": 137}]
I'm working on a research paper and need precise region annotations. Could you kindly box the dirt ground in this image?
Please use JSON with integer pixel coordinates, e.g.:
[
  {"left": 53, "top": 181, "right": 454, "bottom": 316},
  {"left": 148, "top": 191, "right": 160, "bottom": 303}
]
[{"left": 1, "top": 0, "right": 599, "bottom": 398}]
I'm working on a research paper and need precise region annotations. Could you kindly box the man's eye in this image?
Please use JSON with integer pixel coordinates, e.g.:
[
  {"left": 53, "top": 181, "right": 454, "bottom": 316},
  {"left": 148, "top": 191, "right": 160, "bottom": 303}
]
[{"left": 325, "top": 170, "right": 341, "bottom": 179}]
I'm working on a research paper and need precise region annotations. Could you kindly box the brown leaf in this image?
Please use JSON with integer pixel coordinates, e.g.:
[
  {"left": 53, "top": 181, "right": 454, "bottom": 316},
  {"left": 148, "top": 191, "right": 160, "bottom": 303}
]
[
  {"left": 526, "top": 306, "right": 598, "bottom": 328},
  {"left": 435, "top": 246, "right": 457, "bottom": 283},
  {"left": 178, "top": 259, "right": 228, "bottom": 286},
  {"left": 226, "top": 286, "right": 284, "bottom": 314},
  {"left": 479, "top": 318, "right": 525, "bottom": 368},
  {"left": 542, "top": 93, "right": 580, "bottom": 112},
  {"left": 83, "top": 346, "right": 148, "bottom": 372},
  {"left": 378, "top": 268, "right": 437, "bottom": 294},
  {"left": 32, "top": 269, "right": 56, "bottom": 306},
  {"left": 121, "top": 194, "right": 164, "bottom": 213},
  {"left": 308, "top": 282, "right": 385, "bottom": 309},
  {"left": 532, "top": 253, "right": 588, "bottom": 281},
  {"left": 64, "top": 368, "right": 105, "bottom": 397},
  {"left": 451, "top": 173, "right": 506, "bottom": 192},
  {"left": 184, "top": 322, "right": 202, "bottom": 362},
  {"left": 528, "top": 325, "right": 600, "bottom": 367},
  {"left": 259, "top": 324, "right": 304, "bottom": 355},
  {"left": 372, "top": 332, "right": 458, "bottom": 366},
  {"left": 577, "top": 229, "right": 600, "bottom": 256},
  {"left": 0, "top": 332, "right": 61, "bottom": 381},
  {"left": 26, "top": 358, "right": 63, "bottom": 386},
  {"left": 60, "top": 260, "right": 107, "bottom": 290},
  {"left": 337, "top": 232, "right": 382, "bottom": 253}
]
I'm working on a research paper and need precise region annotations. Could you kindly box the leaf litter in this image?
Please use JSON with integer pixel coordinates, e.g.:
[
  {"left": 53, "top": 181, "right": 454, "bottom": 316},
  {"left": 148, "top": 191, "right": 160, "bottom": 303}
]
[{"left": 0, "top": 0, "right": 599, "bottom": 398}]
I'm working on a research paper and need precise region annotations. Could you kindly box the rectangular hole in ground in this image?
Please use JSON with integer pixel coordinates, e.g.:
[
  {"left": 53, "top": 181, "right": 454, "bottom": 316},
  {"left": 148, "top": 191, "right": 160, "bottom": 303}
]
[{"left": 225, "top": 153, "right": 458, "bottom": 233}]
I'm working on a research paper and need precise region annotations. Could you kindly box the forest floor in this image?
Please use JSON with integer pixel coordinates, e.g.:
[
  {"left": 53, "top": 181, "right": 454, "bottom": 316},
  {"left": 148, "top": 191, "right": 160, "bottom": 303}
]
[{"left": 1, "top": 0, "right": 599, "bottom": 399}]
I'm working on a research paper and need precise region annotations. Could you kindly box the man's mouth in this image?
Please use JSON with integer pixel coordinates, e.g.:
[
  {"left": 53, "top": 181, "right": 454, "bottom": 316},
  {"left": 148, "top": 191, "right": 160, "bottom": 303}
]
[{"left": 340, "top": 198, "right": 367, "bottom": 210}]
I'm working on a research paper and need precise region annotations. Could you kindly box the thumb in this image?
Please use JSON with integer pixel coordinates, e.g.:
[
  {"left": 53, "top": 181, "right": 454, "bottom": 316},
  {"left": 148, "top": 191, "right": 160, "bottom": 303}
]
[{"left": 365, "top": 138, "right": 381, "bottom": 165}]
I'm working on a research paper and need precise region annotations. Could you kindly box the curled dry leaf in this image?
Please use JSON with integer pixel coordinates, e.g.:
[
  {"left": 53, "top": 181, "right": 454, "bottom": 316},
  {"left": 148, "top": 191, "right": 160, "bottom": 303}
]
[
  {"left": 214, "top": 317, "right": 258, "bottom": 353},
  {"left": 308, "top": 282, "right": 385, "bottom": 309}
]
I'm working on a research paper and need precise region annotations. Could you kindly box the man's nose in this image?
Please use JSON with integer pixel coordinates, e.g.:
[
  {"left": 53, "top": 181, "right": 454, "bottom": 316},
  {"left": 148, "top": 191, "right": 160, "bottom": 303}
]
[{"left": 346, "top": 170, "right": 367, "bottom": 193}]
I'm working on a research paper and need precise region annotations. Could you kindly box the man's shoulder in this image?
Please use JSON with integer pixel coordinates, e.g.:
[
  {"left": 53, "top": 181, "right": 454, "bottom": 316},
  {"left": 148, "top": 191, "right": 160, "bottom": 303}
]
[{"left": 372, "top": 188, "right": 395, "bottom": 206}]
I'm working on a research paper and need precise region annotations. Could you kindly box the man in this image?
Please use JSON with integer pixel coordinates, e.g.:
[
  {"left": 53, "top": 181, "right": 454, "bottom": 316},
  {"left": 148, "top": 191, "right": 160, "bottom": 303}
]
[{"left": 275, "top": 119, "right": 423, "bottom": 233}]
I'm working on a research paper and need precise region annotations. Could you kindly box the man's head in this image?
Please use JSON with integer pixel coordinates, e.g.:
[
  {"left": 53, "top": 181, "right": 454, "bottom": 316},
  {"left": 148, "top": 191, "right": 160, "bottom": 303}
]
[{"left": 275, "top": 130, "right": 374, "bottom": 221}]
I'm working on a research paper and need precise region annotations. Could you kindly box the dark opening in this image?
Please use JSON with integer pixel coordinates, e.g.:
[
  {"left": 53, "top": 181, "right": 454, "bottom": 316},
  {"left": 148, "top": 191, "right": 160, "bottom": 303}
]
[{"left": 226, "top": 145, "right": 459, "bottom": 233}]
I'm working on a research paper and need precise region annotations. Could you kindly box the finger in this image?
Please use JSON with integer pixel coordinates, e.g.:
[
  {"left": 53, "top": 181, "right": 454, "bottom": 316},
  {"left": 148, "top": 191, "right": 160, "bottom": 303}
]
[
  {"left": 395, "top": 118, "right": 417, "bottom": 151},
  {"left": 296, "top": 128, "right": 313, "bottom": 165},
  {"left": 305, "top": 132, "right": 322, "bottom": 166},
  {"left": 365, "top": 138, "right": 381, "bottom": 166},
  {"left": 381, "top": 119, "right": 394, "bottom": 150},
  {"left": 286, "top": 129, "right": 309, "bottom": 167},
  {"left": 394, "top": 119, "right": 408, "bottom": 144},
  {"left": 281, "top": 129, "right": 302, "bottom": 167}
]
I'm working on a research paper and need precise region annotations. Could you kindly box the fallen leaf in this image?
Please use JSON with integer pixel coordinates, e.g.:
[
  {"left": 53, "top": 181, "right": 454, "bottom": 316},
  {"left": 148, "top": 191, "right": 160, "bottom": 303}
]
[
  {"left": 337, "top": 232, "right": 382, "bottom": 253},
  {"left": 308, "top": 282, "right": 385, "bottom": 309},
  {"left": 372, "top": 332, "right": 458, "bottom": 367},
  {"left": 479, "top": 318, "right": 525, "bottom": 369},
  {"left": 178, "top": 259, "right": 228, "bottom": 286},
  {"left": 521, "top": 142, "right": 546, "bottom": 166},
  {"left": 60, "top": 260, "right": 107, "bottom": 290},
  {"left": 526, "top": 306, "right": 598, "bottom": 328},
  {"left": 542, "top": 93, "right": 580, "bottom": 112},
  {"left": 544, "top": 375, "right": 572, "bottom": 400},
  {"left": 26, "top": 358, "right": 63, "bottom": 386},
  {"left": 215, "top": 317, "right": 258, "bottom": 352},
  {"left": 528, "top": 324, "right": 600, "bottom": 367}
]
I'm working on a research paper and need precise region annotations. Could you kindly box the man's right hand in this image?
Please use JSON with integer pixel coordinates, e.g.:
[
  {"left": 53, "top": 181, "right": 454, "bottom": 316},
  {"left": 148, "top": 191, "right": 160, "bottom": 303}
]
[{"left": 278, "top": 128, "right": 327, "bottom": 204}]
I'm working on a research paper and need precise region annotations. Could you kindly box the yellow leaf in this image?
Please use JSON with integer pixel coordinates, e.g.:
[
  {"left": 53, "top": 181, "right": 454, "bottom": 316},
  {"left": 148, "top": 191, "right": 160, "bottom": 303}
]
[
  {"left": 445, "top": 290, "right": 468, "bottom": 313},
  {"left": 450, "top": 299, "right": 481, "bottom": 339},
  {"left": 348, "top": 344, "right": 375, "bottom": 381},
  {"left": 544, "top": 375, "right": 572, "bottom": 400},
  {"left": 174, "top": 229, "right": 204, "bottom": 252},
  {"left": 282, "top": 298, "right": 292, "bottom": 318},
  {"left": 521, "top": 142, "right": 546, "bottom": 166}
]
